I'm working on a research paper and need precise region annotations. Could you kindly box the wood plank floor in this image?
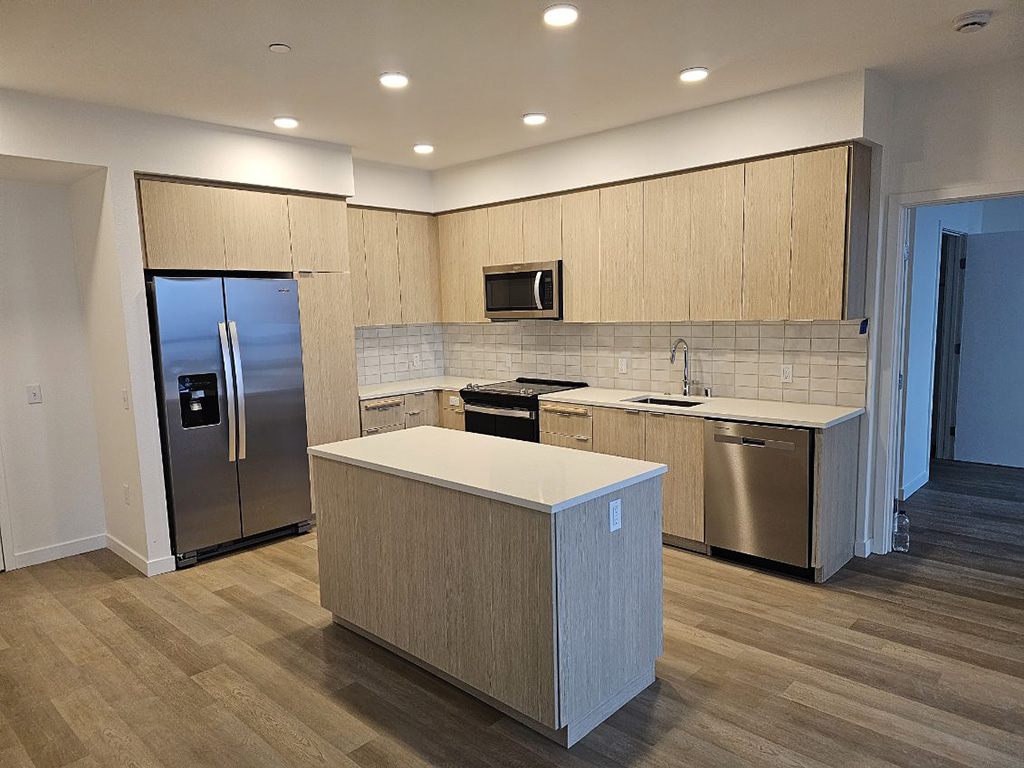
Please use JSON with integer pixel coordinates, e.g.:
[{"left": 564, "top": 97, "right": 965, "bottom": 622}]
[{"left": 1, "top": 462, "right": 1022, "bottom": 767}]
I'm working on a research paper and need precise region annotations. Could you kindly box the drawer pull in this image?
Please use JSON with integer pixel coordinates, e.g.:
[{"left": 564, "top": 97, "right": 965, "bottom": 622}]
[
  {"left": 364, "top": 427, "right": 380, "bottom": 434},
  {"left": 575, "top": 435, "right": 590, "bottom": 442},
  {"left": 406, "top": 410, "right": 422, "bottom": 416},
  {"left": 542, "top": 407, "right": 589, "bottom": 417}
]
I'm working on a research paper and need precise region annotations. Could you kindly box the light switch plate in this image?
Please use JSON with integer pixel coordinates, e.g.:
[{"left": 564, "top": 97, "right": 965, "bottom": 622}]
[
  {"left": 449, "top": 395, "right": 459, "bottom": 407},
  {"left": 412, "top": 353, "right": 421, "bottom": 369},
  {"left": 609, "top": 498, "right": 622, "bottom": 532},
  {"left": 505, "top": 353, "right": 513, "bottom": 370},
  {"left": 781, "top": 364, "right": 793, "bottom": 384},
  {"left": 26, "top": 384, "right": 42, "bottom": 404},
  {"left": 617, "top": 358, "right": 629, "bottom": 374},
  {"left": 121, "top": 388, "right": 130, "bottom": 410}
]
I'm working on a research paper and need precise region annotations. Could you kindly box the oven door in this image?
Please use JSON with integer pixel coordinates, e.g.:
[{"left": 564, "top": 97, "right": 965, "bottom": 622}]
[
  {"left": 484, "top": 261, "right": 561, "bottom": 320},
  {"left": 463, "top": 403, "right": 539, "bottom": 442}
]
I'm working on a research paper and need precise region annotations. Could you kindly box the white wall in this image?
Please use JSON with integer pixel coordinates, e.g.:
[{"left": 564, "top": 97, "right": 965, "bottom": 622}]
[
  {"left": 0, "top": 90, "right": 356, "bottom": 574},
  {"left": 900, "top": 201, "right": 982, "bottom": 497},
  {"left": 433, "top": 71, "right": 873, "bottom": 210},
  {"left": 349, "top": 159, "right": 434, "bottom": 211},
  {"left": 0, "top": 179, "right": 107, "bottom": 568},
  {"left": 954, "top": 231, "right": 1024, "bottom": 468}
]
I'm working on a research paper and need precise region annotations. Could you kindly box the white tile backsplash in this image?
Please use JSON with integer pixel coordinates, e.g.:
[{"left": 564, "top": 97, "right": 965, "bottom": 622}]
[{"left": 355, "top": 319, "right": 870, "bottom": 407}]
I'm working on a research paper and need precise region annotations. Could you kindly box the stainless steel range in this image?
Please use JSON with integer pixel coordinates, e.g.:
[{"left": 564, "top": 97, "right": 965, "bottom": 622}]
[{"left": 460, "top": 378, "right": 588, "bottom": 442}]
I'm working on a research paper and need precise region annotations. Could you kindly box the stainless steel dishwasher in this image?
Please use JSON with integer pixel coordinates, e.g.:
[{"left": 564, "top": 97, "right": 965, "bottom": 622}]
[{"left": 704, "top": 420, "right": 813, "bottom": 568}]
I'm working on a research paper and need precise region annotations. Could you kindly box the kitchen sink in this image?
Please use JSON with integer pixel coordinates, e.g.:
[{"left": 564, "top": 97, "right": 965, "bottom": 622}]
[{"left": 625, "top": 396, "right": 703, "bottom": 408}]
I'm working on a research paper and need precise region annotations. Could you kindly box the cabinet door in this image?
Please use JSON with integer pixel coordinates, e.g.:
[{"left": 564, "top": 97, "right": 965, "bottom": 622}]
[
  {"left": 561, "top": 190, "right": 601, "bottom": 322},
  {"left": 689, "top": 165, "right": 744, "bottom": 320},
  {"left": 643, "top": 175, "right": 691, "bottom": 321},
  {"left": 742, "top": 156, "right": 794, "bottom": 320},
  {"left": 139, "top": 179, "right": 226, "bottom": 270},
  {"left": 600, "top": 182, "right": 645, "bottom": 322},
  {"left": 288, "top": 195, "right": 349, "bottom": 272},
  {"left": 438, "top": 212, "right": 466, "bottom": 323},
  {"left": 361, "top": 209, "right": 402, "bottom": 326},
  {"left": 462, "top": 208, "right": 489, "bottom": 323},
  {"left": 347, "top": 207, "right": 370, "bottom": 327},
  {"left": 220, "top": 187, "right": 293, "bottom": 271},
  {"left": 296, "top": 272, "right": 360, "bottom": 445},
  {"left": 522, "top": 197, "right": 561, "bottom": 261},
  {"left": 438, "top": 390, "right": 465, "bottom": 430},
  {"left": 360, "top": 396, "right": 406, "bottom": 431},
  {"left": 644, "top": 413, "right": 704, "bottom": 542},
  {"left": 487, "top": 202, "right": 524, "bottom": 266},
  {"left": 398, "top": 213, "right": 441, "bottom": 323},
  {"left": 592, "top": 407, "right": 646, "bottom": 460},
  {"left": 791, "top": 146, "right": 850, "bottom": 320},
  {"left": 404, "top": 391, "right": 438, "bottom": 427}
]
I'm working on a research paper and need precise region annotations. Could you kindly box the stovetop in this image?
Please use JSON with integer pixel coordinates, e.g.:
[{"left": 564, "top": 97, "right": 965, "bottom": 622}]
[{"left": 462, "top": 378, "right": 588, "bottom": 399}]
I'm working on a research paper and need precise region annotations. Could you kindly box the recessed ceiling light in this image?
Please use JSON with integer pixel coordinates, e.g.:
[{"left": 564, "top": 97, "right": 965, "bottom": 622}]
[
  {"left": 273, "top": 116, "right": 299, "bottom": 129},
  {"left": 679, "top": 67, "right": 709, "bottom": 83},
  {"left": 543, "top": 4, "right": 578, "bottom": 27},
  {"left": 523, "top": 113, "right": 548, "bottom": 126},
  {"left": 952, "top": 10, "right": 992, "bottom": 33},
  {"left": 413, "top": 144, "right": 434, "bottom": 155},
  {"left": 380, "top": 72, "right": 409, "bottom": 89},
  {"left": 268, "top": 43, "right": 291, "bottom": 54}
]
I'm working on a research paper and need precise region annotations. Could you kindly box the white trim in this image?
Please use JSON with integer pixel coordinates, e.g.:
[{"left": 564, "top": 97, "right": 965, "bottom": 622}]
[
  {"left": 855, "top": 538, "right": 873, "bottom": 558},
  {"left": 901, "top": 470, "right": 929, "bottom": 499},
  {"left": 871, "top": 177, "right": 1024, "bottom": 556},
  {"left": 105, "top": 533, "right": 175, "bottom": 576},
  {"left": 11, "top": 534, "right": 107, "bottom": 569}
]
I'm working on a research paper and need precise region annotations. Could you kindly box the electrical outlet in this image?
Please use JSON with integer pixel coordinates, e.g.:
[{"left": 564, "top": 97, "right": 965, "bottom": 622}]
[
  {"left": 26, "top": 385, "right": 43, "bottom": 404},
  {"left": 781, "top": 364, "right": 794, "bottom": 384},
  {"left": 121, "top": 388, "right": 130, "bottom": 410},
  {"left": 617, "top": 357, "right": 629, "bottom": 374},
  {"left": 122, "top": 484, "right": 131, "bottom": 506},
  {"left": 449, "top": 395, "right": 460, "bottom": 407},
  {"left": 609, "top": 499, "right": 622, "bottom": 532},
  {"left": 505, "top": 353, "right": 513, "bottom": 370},
  {"left": 412, "top": 353, "right": 422, "bottom": 369}
]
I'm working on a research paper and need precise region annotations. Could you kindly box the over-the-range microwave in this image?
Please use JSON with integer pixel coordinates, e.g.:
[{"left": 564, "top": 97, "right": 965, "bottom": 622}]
[{"left": 483, "top": 260, "right": 562, "bottom": 320}]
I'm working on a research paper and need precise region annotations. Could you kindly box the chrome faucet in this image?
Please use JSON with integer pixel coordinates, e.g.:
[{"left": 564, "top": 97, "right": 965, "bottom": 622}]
[{"left": 670, "top": 338, "right": 694, "bottom": 396}]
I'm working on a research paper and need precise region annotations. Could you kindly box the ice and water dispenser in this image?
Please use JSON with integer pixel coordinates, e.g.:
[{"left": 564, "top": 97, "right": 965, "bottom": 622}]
[{"left": 178, "top": 373, "right": 220, "bottom": 428}]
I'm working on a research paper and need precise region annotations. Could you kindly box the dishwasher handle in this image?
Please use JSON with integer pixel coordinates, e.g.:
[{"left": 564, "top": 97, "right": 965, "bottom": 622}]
[{"left": 714, "top": 433, "right": 795, "bottom": 451}]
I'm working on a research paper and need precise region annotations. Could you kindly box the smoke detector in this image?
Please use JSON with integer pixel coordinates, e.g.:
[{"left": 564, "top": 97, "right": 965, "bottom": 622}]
[{"left": 953, "top": 10, "right": 992, "bottom": 33}]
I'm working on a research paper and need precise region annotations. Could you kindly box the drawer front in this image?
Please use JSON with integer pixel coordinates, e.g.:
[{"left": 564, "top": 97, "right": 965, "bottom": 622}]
[
  {"left": 540, "top": 431, "right": 594, "bottom": 451},
  {"left": 539, "top": 404, "right": 593, "bottom": 438},
  {"left": 361, "top": 396, "right": 406, "bottom": 431},
  {"left": 361, "top": 422, "right": 406, "bottom": 437},
  {"left": 405, "top": 391, "right": 439, "bottom": 428}
]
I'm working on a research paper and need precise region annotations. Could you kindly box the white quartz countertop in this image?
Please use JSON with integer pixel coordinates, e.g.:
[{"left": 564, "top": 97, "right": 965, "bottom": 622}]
[
  {"left": 539, "top": 387, "right": 864, "bottom": 429},
  {"left": 358, "top": 376, "right": 504, "bottom": 400},
  {"left": 309, "top": 426, "right": 667, "bottom": 513}
]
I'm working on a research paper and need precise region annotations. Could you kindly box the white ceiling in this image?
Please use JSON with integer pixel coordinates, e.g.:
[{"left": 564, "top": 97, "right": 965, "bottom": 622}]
[{"left": 1, "top": 1, "right": 1021, "bottom": 170}]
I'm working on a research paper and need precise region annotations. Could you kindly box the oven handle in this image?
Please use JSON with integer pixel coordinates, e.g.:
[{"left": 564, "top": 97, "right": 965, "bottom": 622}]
[
  {"left": 533, "top": 271, "right": 543, "bottom": 310},
  {"left": 464, "top": 403, "right": 536, "bottom": 420}
]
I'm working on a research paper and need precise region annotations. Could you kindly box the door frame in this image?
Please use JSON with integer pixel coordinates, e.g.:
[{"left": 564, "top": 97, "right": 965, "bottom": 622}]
[
  {"left": 0, "top": 431, "right": 14, "bottom": 570},
  {"left": 872, "top": 178, "right": 1024, "bottom": 553}
]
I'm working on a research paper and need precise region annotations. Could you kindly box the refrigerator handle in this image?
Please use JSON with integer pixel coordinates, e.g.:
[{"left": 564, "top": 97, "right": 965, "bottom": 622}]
[
  {"left": 218, "top": 322, "right": 237, "bottom": 462},
  {"left": 228, "top": 321, "right": 247, "bottom": 461}
]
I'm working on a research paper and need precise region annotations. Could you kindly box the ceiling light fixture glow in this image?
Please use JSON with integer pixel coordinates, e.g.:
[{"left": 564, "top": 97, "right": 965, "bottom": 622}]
[
  {"left": 523, "top": 113, "right": 548, "bottom": 126},
  {"left": 543, "top": 4, "right": 579, "bottom": 27},
  {"left": 273, "top": 116, "right": 299, "bottom": 129},
  {"left": 679, "top": 67, "right": 709, "bottom": 83},
  {"left": 379, "top": 72, "right": 409, "bottom": 88},
  {"left": 268, "top": 43, "right": 291, "bottom": 54},
  {"left": 413, "top": 144, "right": 434, "bottom": 155}
]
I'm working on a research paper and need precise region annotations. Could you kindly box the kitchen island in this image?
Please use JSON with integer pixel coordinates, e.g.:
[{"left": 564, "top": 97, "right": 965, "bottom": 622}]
[{"left": 309, "top": 427, "right": 667, "bottom": 747}]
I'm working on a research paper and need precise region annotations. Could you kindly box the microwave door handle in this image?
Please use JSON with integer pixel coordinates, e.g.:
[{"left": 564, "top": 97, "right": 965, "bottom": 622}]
[{"left": 533, "top": 271, "right": 543, "bottom": 310}]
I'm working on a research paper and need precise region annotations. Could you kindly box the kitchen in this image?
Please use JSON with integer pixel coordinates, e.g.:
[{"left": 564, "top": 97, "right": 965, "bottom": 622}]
[{"left": 1, "top": 2, "right": 1022, "bottom": 765}]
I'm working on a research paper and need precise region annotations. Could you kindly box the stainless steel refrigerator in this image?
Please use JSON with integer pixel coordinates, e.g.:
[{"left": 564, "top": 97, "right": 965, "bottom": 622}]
[{"left": 149, "top": 276, "right": 311, "bottom": 567}]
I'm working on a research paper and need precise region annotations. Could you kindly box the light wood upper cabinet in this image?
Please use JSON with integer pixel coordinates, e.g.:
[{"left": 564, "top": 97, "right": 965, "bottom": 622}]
[
  {"left": 561, "top": 189, "right": 601, "bottom": 322},
  {"left": 487, "top": 202, "right": 524, "bottom": 266},
  {"left": 644, "top": 413, "right": 704, "bottom": 542},
  {"left": 296, "top": 271, "right": 360, "bottom": 446},
  {"left": 689, "top": 165, "right": 744, "bottom": 321},
  {"left": 346, "top": 207, "right": 371, "bottom": 327},
  {"left": 742, "top": 155, "right": 794, "bottom": 320},
  {"left": 462, "top": 208, "right": 489, "bottom": 323},
  {"left": 288, "top": 195, "right": 349, "bottom": 272},
  {"left": 438, "top": 212, "right": 466, "bottom": 323},
  {"left": 397, "top": 213, "right": 441, "bottom": 323},
  {"left": 790, "top": 146, "right": 850, "bottom": 320},
  {"left": 592, "top": 407, "right": 646, "bottom": 461},
  {"left": 139, "top": 180, "right": 227, "bottom": 270},
  {"left": 643, "top": 175, "right": 691, "bottom": 322},
  {"left": 522, "top": 197, "right": 561, "bottom": 261},
  {"left": 600, "top": 182, "right": 644, "bottom": 322},
  {"left": 360, "top": 209, "right": 402, "bottom": 326},
  {"left": 220, "top": 187, "right": 293, "bottom": 271}
]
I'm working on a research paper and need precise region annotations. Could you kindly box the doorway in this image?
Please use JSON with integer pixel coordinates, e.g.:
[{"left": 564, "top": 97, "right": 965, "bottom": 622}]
[{"left": 930, "top": 230, "right": 967, "bottom": 461}]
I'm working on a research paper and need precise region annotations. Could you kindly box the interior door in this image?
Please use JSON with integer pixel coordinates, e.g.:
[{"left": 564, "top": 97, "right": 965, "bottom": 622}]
[
  {"left": 224, "top": 278, "right": 311, "bottom": 537},
  {"left": 151, "top": 277, "right": 242, "bottom": 553}
]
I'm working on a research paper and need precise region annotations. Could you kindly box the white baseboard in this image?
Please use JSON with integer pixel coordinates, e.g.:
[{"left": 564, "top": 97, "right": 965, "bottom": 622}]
[
  {"left": 12, "top": 534, "right": 107, "bottom": 569},
  {"left": 105, "top": 534, "right": 175, "bottom": 576},
  {"left": 900, "top": 470, "right": 929, "bottom": 499},
  {"left": 855, "top": 538, "right": 873, "bottom": 558}
]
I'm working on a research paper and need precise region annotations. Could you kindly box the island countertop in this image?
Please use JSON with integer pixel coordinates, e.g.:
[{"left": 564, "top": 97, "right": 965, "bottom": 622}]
[{"left": 309, "top": 426, "right": 667, "bottom": 513}]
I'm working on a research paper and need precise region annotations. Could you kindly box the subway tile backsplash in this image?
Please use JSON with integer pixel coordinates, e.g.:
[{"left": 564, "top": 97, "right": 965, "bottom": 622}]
[{"left": 357, "top": 320, "right": 869, "bottom": 408}]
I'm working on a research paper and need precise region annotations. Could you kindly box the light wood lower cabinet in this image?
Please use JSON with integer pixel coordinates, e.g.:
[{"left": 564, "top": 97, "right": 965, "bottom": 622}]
[
  {"left": 644, "top": 412, "right": 704, "bottom": 543},
  {"left": 540, "top": 432, "right": 593, "bottom": 451},
  {"left": 360, "top": 396, "right": 406, "bottom": 432},
  {"left": 592, "top": 407, "right": 646, "bottom": 460},
  {"left": 539, "top": 403, "right": 592, "bottom": 438},
  {"left": 404, "top": 391, "right": 439, "bottom": 427},
  {"left": 296, "top": 272, "right": 360, "bottom": 446},
  {"left": 439, "top": 390, "right": 465, "bottom": 430}
]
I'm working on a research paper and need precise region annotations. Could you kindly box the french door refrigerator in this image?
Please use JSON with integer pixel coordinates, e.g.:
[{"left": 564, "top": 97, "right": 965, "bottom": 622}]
[{"left": 149, "top": 276, "right": 311, "bottom": 567}]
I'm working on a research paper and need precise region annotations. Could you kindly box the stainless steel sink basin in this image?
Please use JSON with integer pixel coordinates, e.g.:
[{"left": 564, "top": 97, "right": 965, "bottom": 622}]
[{"left": 625, "top": 396, "right": 703, "bottom": 408}]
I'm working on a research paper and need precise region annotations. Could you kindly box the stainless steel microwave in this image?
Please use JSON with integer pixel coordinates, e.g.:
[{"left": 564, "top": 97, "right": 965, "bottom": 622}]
[{"left": 483, "top": 260, "right": 562, "bottom": 320}]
